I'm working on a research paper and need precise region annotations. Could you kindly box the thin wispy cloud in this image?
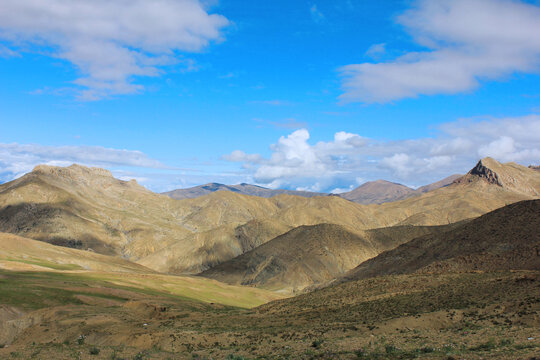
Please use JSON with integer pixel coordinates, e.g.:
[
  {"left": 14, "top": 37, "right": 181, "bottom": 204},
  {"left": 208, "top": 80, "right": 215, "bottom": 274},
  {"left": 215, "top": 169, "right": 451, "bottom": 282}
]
[
  {"left": 0, "top": 0, "right": 229, "bottom": 100},
  {"left": 270, "top": 118, "right": 309, "bottom": 129},
  {"left": 250, "top": 100, "right": 293, "bottom": 106},
  {"left": 223, "top": 114, "right": 540, "bottom": 191},
  {"left": 364, "top": 43, "right": 386, "bottom": 59},
  {"left": 310, "top": 4, "right": 325, "bottom": 23},
  {"left": 253, "top": 118, "right": 308, "bottom": 130},
  {"left": 339, "top": 0, "right": 540, "bottom": 103},
  {"left": 0, "top": 43, "right": 19, "bottom": 58}
]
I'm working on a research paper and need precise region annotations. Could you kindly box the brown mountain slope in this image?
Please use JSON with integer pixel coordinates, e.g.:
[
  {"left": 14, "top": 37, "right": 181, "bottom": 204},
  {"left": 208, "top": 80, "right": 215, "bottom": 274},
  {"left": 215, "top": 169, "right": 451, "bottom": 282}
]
[
  {"left": 0, "top": 158, "right": 538, "bottom": 275},
  {"left": 342, "top": 199, "right": 540, "bottom": 282},
  {"left": 199, "top": 223, "right": 460, "bottom": 293},
  {"left": 414, "top": 174, "right": 462, "bottom": 193},
  {"left": 163, "top": 182, "right": 324, "bottom": 200},
  {"left": 0, "top": 165, "right": 284, "bottom": 271}
]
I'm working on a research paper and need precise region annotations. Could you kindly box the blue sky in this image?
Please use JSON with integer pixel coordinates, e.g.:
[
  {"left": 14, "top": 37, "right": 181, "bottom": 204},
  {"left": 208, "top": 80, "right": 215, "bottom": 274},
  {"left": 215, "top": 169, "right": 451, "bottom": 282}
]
[{"left": 1, "top": 0, "right": 540, "bottom": 192}]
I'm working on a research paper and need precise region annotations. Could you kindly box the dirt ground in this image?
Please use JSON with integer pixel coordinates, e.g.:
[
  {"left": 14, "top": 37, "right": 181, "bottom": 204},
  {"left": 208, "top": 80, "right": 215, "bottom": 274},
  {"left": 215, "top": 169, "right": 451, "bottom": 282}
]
[{"left": 0, "top": 270, "right": 539, "bottom": 359}]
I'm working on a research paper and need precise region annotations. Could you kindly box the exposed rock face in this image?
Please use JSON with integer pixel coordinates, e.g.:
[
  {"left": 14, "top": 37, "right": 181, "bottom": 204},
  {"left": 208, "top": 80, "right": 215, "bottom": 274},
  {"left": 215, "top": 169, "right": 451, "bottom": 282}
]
[
  {"left": 468, "top": 159, "right": 503, "bottom": 186},
  {"left": 454, "top": 157, "right": 540, "bottom": 197}
]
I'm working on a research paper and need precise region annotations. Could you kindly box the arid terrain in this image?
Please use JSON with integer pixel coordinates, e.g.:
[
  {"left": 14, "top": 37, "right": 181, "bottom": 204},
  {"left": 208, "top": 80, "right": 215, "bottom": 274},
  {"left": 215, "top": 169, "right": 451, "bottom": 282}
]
[{"left": 0, "top": 158, "right": 539, "bottom": 359}]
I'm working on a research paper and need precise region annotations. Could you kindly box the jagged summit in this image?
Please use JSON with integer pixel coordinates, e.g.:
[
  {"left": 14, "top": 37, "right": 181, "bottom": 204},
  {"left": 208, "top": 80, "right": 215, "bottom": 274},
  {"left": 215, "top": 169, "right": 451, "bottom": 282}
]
[
  {"left": 456, "top": 157, "right": 540, "bottom": 196},
  {"left": 468, "top": 157, "right": 503, "bottom": 186}
]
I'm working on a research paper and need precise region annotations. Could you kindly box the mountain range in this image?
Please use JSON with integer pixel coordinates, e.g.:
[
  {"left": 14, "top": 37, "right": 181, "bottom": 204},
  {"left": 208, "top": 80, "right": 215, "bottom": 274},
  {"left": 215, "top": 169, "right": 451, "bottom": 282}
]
[
  {"left": 162, "top": 174, "right": 462, "bottom": 205},
  {"left": 337, "top": 174, "right": 462, "bottom": 204},
  {"left": 163, "top": 182, "right": 324, "bottom": 199},
  {"left": 0, "top": 157, "right": 538, "bottom": 291}
]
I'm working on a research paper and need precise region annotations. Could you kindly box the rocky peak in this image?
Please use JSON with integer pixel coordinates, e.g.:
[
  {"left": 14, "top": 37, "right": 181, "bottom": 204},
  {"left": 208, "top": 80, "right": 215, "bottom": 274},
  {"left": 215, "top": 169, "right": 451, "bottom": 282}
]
[
  {"left": 468, "top": 158, "right": 503, "bottom": 186},
  {"left": 457, "top": 157, "right": 540, "bottom": 197}
]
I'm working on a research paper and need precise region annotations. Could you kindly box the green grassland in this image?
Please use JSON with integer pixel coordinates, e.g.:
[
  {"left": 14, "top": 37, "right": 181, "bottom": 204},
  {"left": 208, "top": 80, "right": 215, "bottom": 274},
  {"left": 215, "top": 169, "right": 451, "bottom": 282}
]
[{"left": 0, "top": 269, "right": 282, "bottom": 310}]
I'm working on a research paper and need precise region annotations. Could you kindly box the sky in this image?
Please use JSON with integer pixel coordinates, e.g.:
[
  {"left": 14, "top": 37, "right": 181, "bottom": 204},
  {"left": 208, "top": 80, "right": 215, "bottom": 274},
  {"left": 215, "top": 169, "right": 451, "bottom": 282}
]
[{"left": 1, "top": 0, "right": 540, "bottom": 193}]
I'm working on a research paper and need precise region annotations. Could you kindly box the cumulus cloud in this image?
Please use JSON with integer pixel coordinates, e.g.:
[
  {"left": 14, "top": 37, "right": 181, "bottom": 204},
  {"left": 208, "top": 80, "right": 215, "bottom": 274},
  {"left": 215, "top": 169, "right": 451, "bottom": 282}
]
[
  {"left": 0, "top": 143, "right": 168, "bottom": 182},
  {"left": 340, "top": 0, "right": 540, "bottom": 103},
  {"left": 0, "top": 0, "right": 228, "bottom": 99},
  {"left": 223, "top": 114, "right": 540, "bottom": 191}
]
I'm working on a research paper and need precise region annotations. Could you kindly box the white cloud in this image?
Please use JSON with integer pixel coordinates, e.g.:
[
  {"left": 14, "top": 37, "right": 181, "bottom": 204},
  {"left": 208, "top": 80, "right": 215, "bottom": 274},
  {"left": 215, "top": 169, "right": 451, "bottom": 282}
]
[
  {"left": 223, "top": 114, "right": 540, "bottom": 190},
  {"left": 221, "top": 150, "right": 262, "bottom": 163},
  {"left": 0, "top": 0, "right": 228, "bottom": 100},
  {"left": 340, "top": 0, "right": 540, "bottom": 103},
  {"left": 0, "top": 143, "right": 168, "bottom": 182}
]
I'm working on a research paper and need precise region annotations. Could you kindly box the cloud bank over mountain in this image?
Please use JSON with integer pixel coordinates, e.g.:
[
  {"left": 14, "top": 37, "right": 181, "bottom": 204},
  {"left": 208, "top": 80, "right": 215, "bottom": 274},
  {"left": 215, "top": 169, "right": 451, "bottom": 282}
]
[
  {"left": 0, "top": 143, "right": 167, "bottom": 182},
  {"left": 224, "top": 114, "right": 540, "bottom": 191},
  {"left": 2, "top": 115, "right": 538, "bottom": 193}
]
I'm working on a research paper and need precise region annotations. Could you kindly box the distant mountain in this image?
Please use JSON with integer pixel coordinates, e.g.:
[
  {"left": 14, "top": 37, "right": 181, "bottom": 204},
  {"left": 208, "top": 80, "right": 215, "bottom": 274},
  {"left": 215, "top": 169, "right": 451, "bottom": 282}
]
[
  {"left": 338, "top": 180, "right": 414, "bottom": 204},
  {"left": 163, "top": 183, "right": 325, "bottom": 200},
  {"left": 164, "top": 175, "right": 461, "bottom": 203},
  {"left": 338, "top": 174, "right": 462, "bottom": 204},
  {"left": 342, "top": 199, "right": 540, "bottom": 282}
]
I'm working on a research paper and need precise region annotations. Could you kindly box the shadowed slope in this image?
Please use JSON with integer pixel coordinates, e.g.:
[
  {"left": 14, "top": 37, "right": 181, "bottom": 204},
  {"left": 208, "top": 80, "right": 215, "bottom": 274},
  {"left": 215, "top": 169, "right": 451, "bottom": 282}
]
[{"left": 343, "top": 199, "right": 540, "bottom": 281}]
